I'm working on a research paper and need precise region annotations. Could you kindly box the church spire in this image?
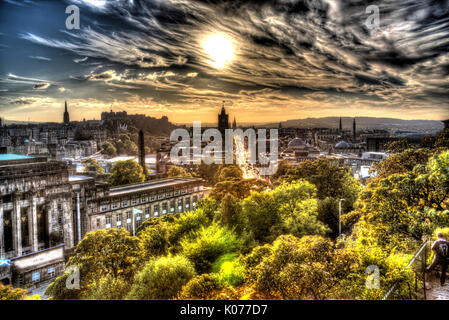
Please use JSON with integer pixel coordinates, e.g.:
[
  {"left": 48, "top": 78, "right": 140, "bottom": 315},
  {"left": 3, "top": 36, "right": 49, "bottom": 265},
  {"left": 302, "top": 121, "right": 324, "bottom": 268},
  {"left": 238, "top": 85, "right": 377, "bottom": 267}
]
[
  {"left": 63, "top": 100, "right": 70, "bottom": 124},
  {"left": 339, "top": 116, "right": 342, "bottom": 134}
]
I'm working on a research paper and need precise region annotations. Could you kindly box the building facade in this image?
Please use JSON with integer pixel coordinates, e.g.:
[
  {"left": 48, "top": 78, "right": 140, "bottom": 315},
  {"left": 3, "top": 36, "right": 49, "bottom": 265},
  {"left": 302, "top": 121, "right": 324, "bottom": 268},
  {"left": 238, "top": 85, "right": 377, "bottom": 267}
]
[
  {"left": 87, "top": 178, "right": 207, "bottom": 235},
  {"left": 0, "top": 155, "right": 74, "bottom": 286}
]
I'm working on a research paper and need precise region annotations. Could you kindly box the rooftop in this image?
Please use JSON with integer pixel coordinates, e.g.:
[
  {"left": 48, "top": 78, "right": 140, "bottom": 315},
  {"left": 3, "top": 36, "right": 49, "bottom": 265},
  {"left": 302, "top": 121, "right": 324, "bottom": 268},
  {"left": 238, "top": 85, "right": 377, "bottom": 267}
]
[
  {"left": 0, "top": 154, "right": 34, "bottom": 161},
  {"left": 109, "top": 178, "right": 202, "bottom": 196}
]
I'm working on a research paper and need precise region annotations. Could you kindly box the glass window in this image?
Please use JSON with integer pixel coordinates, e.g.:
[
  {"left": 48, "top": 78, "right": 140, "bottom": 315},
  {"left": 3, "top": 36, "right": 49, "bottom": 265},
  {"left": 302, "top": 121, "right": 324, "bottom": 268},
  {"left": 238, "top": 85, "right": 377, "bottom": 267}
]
[
  {"left": 48, "top": 267, "right": 55, "bottom": 277},
  {"left": 32, "top": 271, "right": 40, "bottom": 282}
]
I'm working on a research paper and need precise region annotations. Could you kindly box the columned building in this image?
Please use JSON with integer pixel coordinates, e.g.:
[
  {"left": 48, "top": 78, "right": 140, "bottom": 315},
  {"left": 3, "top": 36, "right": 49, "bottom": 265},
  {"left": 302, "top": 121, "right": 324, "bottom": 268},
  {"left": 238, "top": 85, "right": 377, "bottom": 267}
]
[{"left": 0, "top": 154, "right": 74, "bottom": 286}]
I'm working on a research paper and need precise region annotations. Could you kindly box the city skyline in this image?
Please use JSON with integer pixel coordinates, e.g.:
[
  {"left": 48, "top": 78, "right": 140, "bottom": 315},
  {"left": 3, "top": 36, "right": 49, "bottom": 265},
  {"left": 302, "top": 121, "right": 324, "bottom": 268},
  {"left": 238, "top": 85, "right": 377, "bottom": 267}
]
[{"left": 1, "top": 0, "right": 449, "bottom": 123}]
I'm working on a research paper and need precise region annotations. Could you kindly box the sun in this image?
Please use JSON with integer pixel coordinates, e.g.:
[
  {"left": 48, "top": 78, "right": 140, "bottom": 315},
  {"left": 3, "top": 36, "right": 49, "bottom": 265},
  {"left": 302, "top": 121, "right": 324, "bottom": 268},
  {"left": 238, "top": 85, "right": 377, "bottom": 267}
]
[{"left": 202, "top": 34, "right": 234, "bottom": 68}]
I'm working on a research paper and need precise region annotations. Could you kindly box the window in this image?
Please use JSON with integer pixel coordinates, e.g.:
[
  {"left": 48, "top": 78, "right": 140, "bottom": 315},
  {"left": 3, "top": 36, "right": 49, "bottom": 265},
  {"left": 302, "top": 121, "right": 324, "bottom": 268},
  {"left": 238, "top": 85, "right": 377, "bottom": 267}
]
[
  {"left": 177, "top": 199, "right": 183, "bottom": 213},
  {"left": 141, "top": 196, "right": 147, "bottom": 203},
  {"left": 101, "top": 205, "right": 108, "bottom": 212},
  {"left": 122, "top": 201, "right": 129, "bottom": 207},
  {"left": 116, "top": 213, "right": 122, "bottom": 227},
  {"left": 145, "top": 207, "right": 151, "bottom": 219},
  {"left": 131, "top": 198, "right": 138, "bottom": 205},
  {"left": 112, "top": 202, "right": 119, "bottom": 209},
  {"left": 154, "top": 205, "right": 159, "bottom": 216},
  {"left": 127, "top": 212, "right": 132, "bottom": 224},
  {"left": 106, "top": 216, "right": 111, "bottom": 229},
  {"left": 170, "top": 200, "right": 175, "bottom": 213},
  {"left": 32, "top": 271, "right": 40, "bottom": 282},
  {"left": 162, "top": 203, "right": 168, "bottom": 215},
  {"left": 96, "top": 219, "right": 101, "bottom": 228},
  {"left": 48, "top": 267, "right": 55, "bottom": 278}
]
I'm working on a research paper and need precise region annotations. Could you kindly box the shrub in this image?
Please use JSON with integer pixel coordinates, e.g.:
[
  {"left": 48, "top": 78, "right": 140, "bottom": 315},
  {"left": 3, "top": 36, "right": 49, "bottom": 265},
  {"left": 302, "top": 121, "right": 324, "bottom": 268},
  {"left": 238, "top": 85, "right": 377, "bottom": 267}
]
[
  {"left": 178, "top": 274, "right": 220, "bottom": 300},
  {"left": 0, "top": 283, "right": 28, "bottom": 300},
  {"left": 180, "top": 223, "right": 241, "bottom": 274},
  {"left": 126, "top": 255, "right": 195, "bottom": 300},
  {"left": 213, "top": 253, "right": 245, "bottom": 287},
  {"left": 85, "top": 275, "right": 131, "bottom": 300}
]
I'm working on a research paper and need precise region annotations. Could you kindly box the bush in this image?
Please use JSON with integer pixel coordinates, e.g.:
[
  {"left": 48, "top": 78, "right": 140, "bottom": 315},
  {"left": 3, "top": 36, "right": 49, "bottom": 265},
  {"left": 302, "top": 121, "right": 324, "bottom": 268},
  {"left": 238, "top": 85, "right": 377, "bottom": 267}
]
[
  {"left": 178, "top": 274, "right": 220, "bottom": 300},
  {"left": 180, "top": 223, "right": 241, "bottom": 274},
  {"left": 0, "top": 283, "right": 28, "bottom": 300},
  {"left": 85, "top": 275, "right": 131, "bottom": 300},
  {"left": 126, "top": 255, "right": 195, "bottom": 300},
  {"left": 212, "top": 253, "right": 245, "bottom": 286}
]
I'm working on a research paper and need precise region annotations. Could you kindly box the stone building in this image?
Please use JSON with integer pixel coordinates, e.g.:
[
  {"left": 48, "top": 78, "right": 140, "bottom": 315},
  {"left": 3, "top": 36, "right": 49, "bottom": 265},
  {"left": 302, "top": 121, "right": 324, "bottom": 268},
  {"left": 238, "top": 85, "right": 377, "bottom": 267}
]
[
  {"left": 87, "top": 178, "right": 207, "bottom": 235},
  {"left": 0, "top": 153, "right": 208, "bottom": 288},
  {"left": 0, "top": 154, "right": 75, "bottom": 286}
]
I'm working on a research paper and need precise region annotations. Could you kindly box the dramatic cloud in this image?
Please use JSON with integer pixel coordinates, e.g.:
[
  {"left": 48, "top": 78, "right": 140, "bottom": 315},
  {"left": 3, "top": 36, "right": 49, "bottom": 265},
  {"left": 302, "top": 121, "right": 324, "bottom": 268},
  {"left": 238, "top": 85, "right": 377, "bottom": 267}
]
[{"left": 1, "top": 0, "right": 448, "bottom": 122}]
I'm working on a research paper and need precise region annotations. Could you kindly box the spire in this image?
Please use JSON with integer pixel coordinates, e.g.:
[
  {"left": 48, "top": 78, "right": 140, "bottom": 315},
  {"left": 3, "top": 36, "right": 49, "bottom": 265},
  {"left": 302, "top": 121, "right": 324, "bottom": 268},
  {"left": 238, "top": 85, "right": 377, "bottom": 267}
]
[
  {"left": 65, "top": 100, "right": 68, "bottom": 112},
  {"left": 353, "top": 118, "right": 356, "bottom": 140},
  {"left": 63, "top": 100, "right": 70, "bottom": 124},
  {"left": 339, "top": 116, "right": 342, "bottom": 134}
]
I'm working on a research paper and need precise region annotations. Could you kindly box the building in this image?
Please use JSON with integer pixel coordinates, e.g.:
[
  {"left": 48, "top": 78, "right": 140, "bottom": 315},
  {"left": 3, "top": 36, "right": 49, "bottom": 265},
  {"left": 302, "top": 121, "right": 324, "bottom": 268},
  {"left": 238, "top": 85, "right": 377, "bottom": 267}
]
[
  {"left": 0, "top": 154, "right": 75, "bottom": 286},
  {"left": 218, "top": 102, "right": 229, "bottom": 136},
  {"left": 63, "top": 101, "right": 70, "bottom": 124},
  {"left": 0, "top": 153, "right": 208, "bottom": 287},
  {"left": 87, "top": 178, "right": 207, "bottom": 235}
]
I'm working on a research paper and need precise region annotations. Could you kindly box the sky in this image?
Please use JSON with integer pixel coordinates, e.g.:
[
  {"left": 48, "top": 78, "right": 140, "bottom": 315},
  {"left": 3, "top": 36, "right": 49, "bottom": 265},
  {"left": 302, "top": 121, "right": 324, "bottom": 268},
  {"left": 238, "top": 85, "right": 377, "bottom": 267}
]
[{"left": 0, "top": 0, "right": 449, "bottom": 124}]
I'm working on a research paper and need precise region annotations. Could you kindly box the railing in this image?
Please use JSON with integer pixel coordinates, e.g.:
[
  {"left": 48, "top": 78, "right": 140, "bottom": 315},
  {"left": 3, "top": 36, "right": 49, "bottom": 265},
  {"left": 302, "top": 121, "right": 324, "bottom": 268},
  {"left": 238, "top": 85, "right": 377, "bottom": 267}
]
[{"left": 382, "top": 240, "right": 430, "bottom": 300}]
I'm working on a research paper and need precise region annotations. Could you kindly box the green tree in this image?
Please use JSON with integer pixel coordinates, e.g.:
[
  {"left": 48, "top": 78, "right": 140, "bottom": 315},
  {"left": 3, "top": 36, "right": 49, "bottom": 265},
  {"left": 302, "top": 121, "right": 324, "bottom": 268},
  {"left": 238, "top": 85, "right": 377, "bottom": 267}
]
[
  {"left": 435, "top": 128, "right": 449, "bottom": 148},
  {"left": 109, "top": 160, "right": 145, "bottom": 186},
  {"left": 126, "top": 255, "right": 195, "bottom": 300},
  {"left": 101, "top": 141, "right": 117, "bottom": 157},
  {"left": 82, "top": 158, "right": 104, "bottom": 175},
  {"left": 46, "top": 229, "right": 143, "bottom": 300},
  {"left": 0, "top": 283, "right": 28, "bottom": 300},
  {"left": 167, "top": 165, "right": 192, "bottom": 178},
  {"left": 85, "top": 274, "right": 131, "bottom": 300},
  {"left": 180, "top": 223, "right": 241, "bottom": 274}
]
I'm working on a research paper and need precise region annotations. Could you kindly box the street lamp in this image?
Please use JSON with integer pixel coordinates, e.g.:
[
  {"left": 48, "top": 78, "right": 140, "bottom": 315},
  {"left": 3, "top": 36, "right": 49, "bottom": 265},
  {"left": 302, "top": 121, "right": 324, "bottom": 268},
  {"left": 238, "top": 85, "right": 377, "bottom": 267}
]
[{"left": 339, "top": 199, "right": 345, "bottom": 241}]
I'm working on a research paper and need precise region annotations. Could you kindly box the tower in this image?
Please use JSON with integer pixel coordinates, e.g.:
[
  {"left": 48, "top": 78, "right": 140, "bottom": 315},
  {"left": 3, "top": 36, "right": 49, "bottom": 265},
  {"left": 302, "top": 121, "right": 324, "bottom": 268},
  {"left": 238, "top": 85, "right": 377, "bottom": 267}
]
[
  {"left": 339, "top": 116, "right": 342, "bottom": 134},
  {"left": 63, "top": 101, "right": 70, "bottom": 124},
  {"left": 138, "top": 129, "right": 148, "bottom": 176},
  {"left": 232, "top": 117, "right": 237, "bottom": 129},
  {"left": 218, "top": 101, "right": 229, "bottom": 135},
  {"left": 353, "top": 118, "right": 356, "bottom": 140}
]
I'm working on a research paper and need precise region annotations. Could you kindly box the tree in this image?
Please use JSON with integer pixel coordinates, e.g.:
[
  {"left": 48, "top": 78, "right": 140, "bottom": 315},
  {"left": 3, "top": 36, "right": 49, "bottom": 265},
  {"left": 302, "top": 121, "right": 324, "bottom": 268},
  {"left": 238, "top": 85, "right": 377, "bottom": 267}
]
[
  {"left": 386, "top": 139, "right": 412, "bottom": 153},
  {"left": 180, "top": 223, "right": 241, "bottom": 274},
  {"left": 126, "top": 255, "right": 195, "bottom": 300},
  {"left": 101, "top": 141, "right": 117, "bottom": 157},
  {"left": 242, "top": 235, "right": 358, "bottom": 299},
  {"left": 84, "top": 274, "right": 131, "bottom": 300},
  {"left": 167, "top": 166, "right": 192, "bottom": 178},
  {"left": 46, "top": 228, "right": 143, "bottom": 299},
  {"left": 240, "top": 180, "right": 328, "bottom": 246},
  {"left": 82, "top": 158, "right": 104, "bottom": 175},
  {"left": 217, "top": 165, "right": 243, "bottom": 182},
  {"left": 109, "top": 160, "right": 145, "bottom": 186},
  {"left": 0, "top": 283, "right": 28, "bottom": 300},
  {"left": 209, "top": 178, "right": 269, "bottom": 200},
  {"left": 435, "top": 128, "right": 449, "bottom": 148}
]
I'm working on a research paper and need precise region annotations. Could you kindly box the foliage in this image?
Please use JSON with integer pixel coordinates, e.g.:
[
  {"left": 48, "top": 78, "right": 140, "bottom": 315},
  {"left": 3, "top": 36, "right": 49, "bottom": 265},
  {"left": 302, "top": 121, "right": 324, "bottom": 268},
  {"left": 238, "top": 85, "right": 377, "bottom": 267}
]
[
  {"left": 167, "top": 166, "right": 193, "bottom": 178},
  {"left": 212, "top": 253, "right": 245, "bottom": 286},
  {"left": 82, "top": 158, "right": 104, "bottom": 175},
  {"left": 242, "top": 235, "right": 358, "bottom": 299},
  {"left": 435, "top": 128, "right": 449, "bottom": 148},
  {"left": 46, "top": 228, "right": 143, "bottom": 300},
  {"left": 180, "top": 223, "right": 241, "bottom": 274},
  {"left": 240, "top": 180, "right": 328, "bottom": 246},
  {"left": 108, "top": 159, "right": 145, "bottom": 186},
  {"left": 177, "top": 274, "right": 220, "bottom": 299},
  {"left": 386, "top": 139, "right": 412, "bottom": 153},
  {"left": 0, "top": 283, "right": 28, "bottom": 300},
  {"left": 85, "top": 275, "right": 131, "bottom": 300},
  {"left": 126, "top": 255, "right": 195, "bottom": 300},
  {"left": 101, "top": 141, "right": 117, "bottom": 157}
]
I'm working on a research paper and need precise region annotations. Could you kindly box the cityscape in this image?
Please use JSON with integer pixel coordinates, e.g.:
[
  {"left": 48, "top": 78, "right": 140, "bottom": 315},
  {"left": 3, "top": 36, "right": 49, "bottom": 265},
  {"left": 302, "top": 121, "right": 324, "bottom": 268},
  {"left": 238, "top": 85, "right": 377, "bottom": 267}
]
[{"left": 0, "top": 0, "right": 449, "bottom": 308}]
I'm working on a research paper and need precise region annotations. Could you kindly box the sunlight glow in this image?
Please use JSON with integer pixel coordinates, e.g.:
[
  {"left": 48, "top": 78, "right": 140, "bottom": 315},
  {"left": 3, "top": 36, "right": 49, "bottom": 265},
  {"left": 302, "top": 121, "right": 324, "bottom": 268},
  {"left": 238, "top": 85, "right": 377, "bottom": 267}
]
[{"left": 202, "top": 34, "right": 234, "bottom": 69}]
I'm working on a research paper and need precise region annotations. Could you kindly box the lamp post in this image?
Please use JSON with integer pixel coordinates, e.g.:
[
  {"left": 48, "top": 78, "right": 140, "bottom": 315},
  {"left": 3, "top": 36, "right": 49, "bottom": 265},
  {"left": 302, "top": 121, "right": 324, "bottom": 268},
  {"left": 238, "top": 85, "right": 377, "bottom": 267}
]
[{"left": 339, "top": 199, "right": 345, "bottom": 241}]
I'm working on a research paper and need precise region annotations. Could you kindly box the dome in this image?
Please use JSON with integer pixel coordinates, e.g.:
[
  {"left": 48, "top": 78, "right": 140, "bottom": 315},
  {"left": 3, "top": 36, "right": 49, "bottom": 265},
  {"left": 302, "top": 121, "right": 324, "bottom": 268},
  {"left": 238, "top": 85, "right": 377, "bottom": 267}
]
[
  {"left": 335, "top": 141, "right": 351, "bottom": 149},
  {"left": 288, "top": 138, "right": 308, "bottom": 148}
]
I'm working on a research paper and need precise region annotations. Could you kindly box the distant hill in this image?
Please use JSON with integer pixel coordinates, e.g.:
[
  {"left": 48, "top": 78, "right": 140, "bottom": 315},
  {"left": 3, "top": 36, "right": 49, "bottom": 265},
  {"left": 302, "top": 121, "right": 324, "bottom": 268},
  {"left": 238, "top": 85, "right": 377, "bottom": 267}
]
[{"left": 265, "top": 117, "right": 444, "bottom": 133}]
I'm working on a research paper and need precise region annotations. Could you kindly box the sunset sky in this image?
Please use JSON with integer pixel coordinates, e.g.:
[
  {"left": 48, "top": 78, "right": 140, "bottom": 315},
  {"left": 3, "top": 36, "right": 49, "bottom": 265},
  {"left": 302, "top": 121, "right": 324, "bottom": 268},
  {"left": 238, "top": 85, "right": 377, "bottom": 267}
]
[{"left": 0, "top": 0, "right": 448, "bottom": 124}]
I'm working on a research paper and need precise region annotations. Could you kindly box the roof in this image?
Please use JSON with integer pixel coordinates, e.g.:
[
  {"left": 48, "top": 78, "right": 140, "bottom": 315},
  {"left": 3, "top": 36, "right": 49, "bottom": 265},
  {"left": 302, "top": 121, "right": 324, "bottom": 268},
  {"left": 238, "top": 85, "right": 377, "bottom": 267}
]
[
  {"left": 0, "top": 154, "right": 34, "bottom": 161},
  {"left": 69, "top": 175, "right": 94, "bottom": 182},
  {"left": 109, "top": 178, "right": 201, "bottom": 196}
]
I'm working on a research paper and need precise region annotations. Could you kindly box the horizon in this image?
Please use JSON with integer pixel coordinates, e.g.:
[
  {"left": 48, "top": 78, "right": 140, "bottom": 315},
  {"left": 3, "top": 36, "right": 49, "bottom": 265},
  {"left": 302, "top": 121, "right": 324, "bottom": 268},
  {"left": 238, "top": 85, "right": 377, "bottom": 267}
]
[{"left": 1, "top": 0, "right": 448, "bottom": 123}]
